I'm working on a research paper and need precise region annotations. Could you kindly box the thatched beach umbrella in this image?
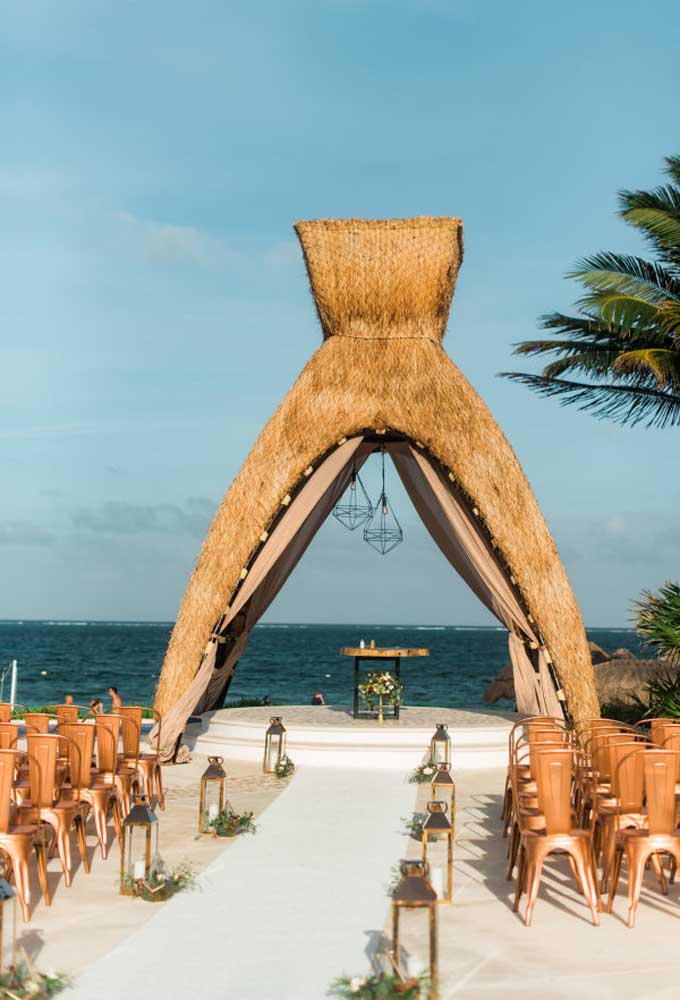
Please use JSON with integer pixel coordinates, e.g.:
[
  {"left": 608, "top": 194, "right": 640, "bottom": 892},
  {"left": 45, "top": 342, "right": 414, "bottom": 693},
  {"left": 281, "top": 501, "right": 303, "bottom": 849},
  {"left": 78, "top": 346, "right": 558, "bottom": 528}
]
[{"left": 153, "top": 217, "right": 598, "bottom": 759}]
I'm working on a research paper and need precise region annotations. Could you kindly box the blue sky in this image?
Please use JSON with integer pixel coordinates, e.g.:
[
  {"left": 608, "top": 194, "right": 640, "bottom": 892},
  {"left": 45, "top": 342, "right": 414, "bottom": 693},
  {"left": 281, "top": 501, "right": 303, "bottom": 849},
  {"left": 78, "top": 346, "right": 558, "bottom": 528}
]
[{"left": 1, "top": 0, "right": 679, "bottom": 626}]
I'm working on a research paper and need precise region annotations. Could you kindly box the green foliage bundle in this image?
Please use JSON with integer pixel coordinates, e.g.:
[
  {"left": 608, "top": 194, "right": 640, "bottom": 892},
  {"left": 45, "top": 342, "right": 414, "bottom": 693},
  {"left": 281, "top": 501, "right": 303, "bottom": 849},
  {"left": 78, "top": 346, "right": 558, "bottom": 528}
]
[
  {"left": 408, "top": 760, "right": 436, "bottom": 784},
  {"left": 209, "top": 806, "right": 257, "bottom": 838},
  {"left": 329, "top": 971, "right": 428, "bottom": 998},
  {"left": 0, "top": 963, "right": 68, "bottom": 997},
  {"left": 274, "top": 754, "right": 295, "bottom": 778}
]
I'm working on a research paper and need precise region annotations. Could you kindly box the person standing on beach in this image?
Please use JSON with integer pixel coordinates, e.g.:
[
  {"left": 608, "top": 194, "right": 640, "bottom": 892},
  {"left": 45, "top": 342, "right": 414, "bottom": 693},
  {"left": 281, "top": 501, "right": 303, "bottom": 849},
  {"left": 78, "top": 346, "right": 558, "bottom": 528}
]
[{"left": 109, "top": 686, "right": 122, "bottom": 710}]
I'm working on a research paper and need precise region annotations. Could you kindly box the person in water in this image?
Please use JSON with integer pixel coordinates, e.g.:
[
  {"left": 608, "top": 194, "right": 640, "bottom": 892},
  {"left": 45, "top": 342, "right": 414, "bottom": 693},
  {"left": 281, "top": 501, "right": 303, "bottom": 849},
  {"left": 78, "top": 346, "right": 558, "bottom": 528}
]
[
  {"left": 89, "top": 697, "right": 104, "bottom": 714},
  {"left": 311, "top": 691, "right": 326, "bottom": 705},
  {"left": 109, "top": 686, "right": 122, "bottom": 710},
  {"left": 64, "top": 693, "right": 74, "bottom": 705}
]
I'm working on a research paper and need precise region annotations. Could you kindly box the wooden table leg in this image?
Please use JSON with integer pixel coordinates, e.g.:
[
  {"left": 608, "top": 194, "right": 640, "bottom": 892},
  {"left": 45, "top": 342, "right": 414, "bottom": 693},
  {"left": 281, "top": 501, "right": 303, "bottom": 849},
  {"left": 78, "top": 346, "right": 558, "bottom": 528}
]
[{"left": 353, "top": 657, "right": 359, "bottom": 719}]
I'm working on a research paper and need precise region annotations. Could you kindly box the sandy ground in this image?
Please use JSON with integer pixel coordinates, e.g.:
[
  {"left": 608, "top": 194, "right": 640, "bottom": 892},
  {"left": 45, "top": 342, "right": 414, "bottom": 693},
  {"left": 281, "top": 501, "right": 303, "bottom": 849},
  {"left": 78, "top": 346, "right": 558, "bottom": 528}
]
[{"left": 15, "top": 754, "right": 288, "bottom": 978}]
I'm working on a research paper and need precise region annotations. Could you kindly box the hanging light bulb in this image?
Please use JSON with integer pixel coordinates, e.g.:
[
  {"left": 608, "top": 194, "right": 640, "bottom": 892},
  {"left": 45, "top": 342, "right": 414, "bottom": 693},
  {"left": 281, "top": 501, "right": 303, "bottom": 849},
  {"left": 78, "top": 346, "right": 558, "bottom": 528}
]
[
  {"left": 364, "top": 448, "right": 403, "bottom": 555},
  {"left": 332, "top": 464, "right": 374, "bottom": 531}
]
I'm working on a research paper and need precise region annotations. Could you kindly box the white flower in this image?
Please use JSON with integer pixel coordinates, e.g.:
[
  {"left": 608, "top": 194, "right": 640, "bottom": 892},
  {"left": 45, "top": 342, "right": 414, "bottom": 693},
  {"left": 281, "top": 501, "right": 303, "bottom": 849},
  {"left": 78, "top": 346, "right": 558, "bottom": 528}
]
[{"left": 349, "top": 976, "right": 366, "bottom": 993}]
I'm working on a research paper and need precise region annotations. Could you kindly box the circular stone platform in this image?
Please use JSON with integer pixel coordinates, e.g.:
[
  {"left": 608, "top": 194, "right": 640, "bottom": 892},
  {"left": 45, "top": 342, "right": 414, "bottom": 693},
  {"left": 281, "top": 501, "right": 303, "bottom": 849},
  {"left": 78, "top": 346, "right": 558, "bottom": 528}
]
[{"left": 185, "top": 705, "right": 517, "bottom": 770}]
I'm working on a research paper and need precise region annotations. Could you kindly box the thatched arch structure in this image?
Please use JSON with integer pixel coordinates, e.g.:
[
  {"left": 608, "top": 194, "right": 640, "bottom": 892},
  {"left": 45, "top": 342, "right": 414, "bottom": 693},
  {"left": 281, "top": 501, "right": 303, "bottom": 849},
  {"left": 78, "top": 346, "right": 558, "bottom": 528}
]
[{"left": 154, "top": 217, "right": 598, "bottom": 758}]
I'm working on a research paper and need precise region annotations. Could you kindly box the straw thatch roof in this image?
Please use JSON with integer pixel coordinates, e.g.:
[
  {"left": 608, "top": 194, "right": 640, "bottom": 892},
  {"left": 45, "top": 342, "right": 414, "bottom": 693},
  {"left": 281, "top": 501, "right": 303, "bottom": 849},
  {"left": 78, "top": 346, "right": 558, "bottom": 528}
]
[{"left": 154, "top": 217, "right": 598, "bottom": 725}]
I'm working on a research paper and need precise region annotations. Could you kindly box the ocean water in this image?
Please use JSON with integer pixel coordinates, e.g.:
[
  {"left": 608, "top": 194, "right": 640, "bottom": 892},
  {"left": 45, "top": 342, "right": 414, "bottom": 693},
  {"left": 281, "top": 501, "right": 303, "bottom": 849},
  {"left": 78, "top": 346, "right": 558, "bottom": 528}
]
[{"left": 0, "top": 621, "right": 646, "bottom": 711}]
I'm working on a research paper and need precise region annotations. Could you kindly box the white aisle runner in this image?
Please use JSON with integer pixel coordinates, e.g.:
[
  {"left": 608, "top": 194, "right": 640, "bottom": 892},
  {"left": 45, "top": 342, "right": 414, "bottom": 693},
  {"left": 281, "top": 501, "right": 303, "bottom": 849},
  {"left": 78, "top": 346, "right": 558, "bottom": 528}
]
[{"left": 66, "top": 768, "right": 414, "bottom": 1000}]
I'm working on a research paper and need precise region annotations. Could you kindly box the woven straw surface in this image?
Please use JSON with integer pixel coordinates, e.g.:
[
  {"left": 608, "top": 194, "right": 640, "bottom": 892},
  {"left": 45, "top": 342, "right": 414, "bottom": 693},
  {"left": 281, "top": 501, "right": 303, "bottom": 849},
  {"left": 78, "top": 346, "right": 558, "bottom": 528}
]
[{"left": 155, "top": 217, "right": 598, "bottom": 724}]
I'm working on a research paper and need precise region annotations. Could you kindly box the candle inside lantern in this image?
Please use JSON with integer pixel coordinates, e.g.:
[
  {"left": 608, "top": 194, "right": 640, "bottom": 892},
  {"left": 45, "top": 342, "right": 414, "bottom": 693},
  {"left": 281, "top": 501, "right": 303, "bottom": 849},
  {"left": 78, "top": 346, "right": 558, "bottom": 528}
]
[
  {"left": 406, "top": 955, "right": 427, "bottom": 978},
  {"left": 208, "top": 803, "right": 219, "bottom": 822},
  {"left": 429, "top": 865, "right": 444, "bottom": 899},
  {"left": 133, "top": 860, "right": 145, "bottom": 880}
]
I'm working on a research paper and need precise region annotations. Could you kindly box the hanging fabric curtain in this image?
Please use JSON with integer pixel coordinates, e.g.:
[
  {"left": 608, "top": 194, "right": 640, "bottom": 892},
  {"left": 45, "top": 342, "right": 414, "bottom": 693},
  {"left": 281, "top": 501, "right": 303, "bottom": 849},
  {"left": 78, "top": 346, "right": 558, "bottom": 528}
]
[
  {"left": 154, "top": 436, "right": 368, "bottom": 759},
  {"left": 388, "top": 443, "right": 562, "bottom": 717}
]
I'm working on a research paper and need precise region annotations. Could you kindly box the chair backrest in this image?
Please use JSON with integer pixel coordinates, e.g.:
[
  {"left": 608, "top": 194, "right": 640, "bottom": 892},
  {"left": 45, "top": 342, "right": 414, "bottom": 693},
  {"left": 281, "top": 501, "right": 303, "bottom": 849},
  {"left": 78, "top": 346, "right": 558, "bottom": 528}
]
[
  {"left": 95, "top": 715, "right": 121, "bottom": 774},
  {"left": 646, "top": 718, "right": 678, "bottom": 746},
  {"left": 643, "top": 750, "right": 680, "bottom": 836},
  {"left": 24, "top": 713, "right": 52, "bottom": 735},
  {"left": 25, "top": 733, "right": 59, "bottom": 808},
  {"left": 534, "top": 748, "right": 573, "bottom": 835},
  {"left": 591, "top": 733, "right": 639, "bottom": 785},
  {"left": 611, "top": 744, "right": 649, "bottom": 812},
  {"left": 60, "top": 723, "right": 95, "bottom": 791},
  {"left": 118, "top": 707, "right": 142, "bottom": 761},
  {"left": 0, "top": 723, "right": 19, "bottom": 750},
  {"left": 0, "top": 704, "right": 12, "bottom": 725},
  {"left": 55, "top": 705, "right": 79, "bottom": 726},
  {"left": 528, "top": 727, "right": 570, "bottom": 778},
  {"left": 0, "top": 749, "right": 19, "bottom": 833}
]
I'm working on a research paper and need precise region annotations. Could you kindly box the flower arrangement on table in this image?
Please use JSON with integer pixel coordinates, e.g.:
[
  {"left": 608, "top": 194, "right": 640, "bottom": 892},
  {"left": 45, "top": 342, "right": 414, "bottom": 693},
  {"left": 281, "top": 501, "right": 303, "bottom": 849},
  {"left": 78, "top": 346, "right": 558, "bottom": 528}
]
[
  {"left": 358, "top": 672, "right": 404, "bottom": 715},
  {"left": 274, "top": 754, "right": 295, "bottom": 779},
  {"left": 329, "top": 970, "right": 428, "bottom": 998}
]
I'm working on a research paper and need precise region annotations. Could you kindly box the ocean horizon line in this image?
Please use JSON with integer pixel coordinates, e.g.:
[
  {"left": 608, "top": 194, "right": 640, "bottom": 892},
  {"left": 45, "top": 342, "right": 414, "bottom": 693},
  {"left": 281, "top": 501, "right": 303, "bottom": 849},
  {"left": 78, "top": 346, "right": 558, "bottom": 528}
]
[{"left": 0, "top": 618, "right": 636, "bottom": 631}]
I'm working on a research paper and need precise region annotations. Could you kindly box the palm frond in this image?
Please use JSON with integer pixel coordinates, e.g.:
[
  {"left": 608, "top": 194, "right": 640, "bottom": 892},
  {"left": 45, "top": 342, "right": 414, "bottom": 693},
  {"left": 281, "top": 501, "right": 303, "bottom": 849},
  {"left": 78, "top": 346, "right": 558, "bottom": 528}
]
[
  {"left": 569, "top": 253, "right": 680, "bottom": 305},
  {"left": 499, "top": 372, "right": 680, "bottom": 427},
  {"left": 619, "top": 186, "right": 680, "bottom": 255},
  {"left": 665, "top": 155, "right": 680, "bottom": 188},
  {"left": 612, "top": 348, "right": 680, "bottom": 390}
]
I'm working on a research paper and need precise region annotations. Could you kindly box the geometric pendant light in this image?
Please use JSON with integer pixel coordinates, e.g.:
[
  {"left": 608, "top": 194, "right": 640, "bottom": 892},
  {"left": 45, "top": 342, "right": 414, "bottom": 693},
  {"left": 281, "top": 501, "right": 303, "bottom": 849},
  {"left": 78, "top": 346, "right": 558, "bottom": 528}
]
[
  {"left": 332, "top": 464, "right": 374, "bottom": 531},
  {"left": 363, "top": 448, "right": 404, "bottom": 555}
]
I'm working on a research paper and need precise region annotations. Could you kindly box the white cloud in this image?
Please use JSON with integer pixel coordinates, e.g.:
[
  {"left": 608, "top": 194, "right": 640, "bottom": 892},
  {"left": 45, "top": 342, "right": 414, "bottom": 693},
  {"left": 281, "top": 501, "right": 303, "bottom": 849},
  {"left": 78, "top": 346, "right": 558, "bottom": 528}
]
[{"left": 115, "top": 212, "right": 227, "bottom": 265}]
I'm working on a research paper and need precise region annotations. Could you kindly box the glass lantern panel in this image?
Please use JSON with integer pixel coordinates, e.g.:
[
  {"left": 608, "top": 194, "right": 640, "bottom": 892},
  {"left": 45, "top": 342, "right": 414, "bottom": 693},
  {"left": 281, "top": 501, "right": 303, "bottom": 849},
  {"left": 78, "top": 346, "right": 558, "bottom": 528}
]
[
  {"left": 266, "top": 735, "right": 281, "bottom": 771},
  {"left": 126, "top": 825, "right": 151, "bottom": 881},
  {"left": 202, "top": 781, "right": 223, "bottom": 830},
  {"left": 432, "top": 740, "right": 448, "bottom": 764}
]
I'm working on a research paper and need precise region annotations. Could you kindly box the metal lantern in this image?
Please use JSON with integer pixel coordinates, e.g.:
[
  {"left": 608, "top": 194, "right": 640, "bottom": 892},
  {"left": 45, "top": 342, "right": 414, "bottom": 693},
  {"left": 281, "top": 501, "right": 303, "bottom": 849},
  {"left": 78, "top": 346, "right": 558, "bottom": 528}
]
[
  {"left": 263, "top": 716, "right": 287, "bottom": 774},
  {"left": 332, "top": 465, "right": 373, "bottom": 531},
  {"left": 364, "top": 448, "right": 403, "bottom": 555},
  {"left": 0, "top": 878, "right": 16, "bottom": 975},
  {"left": 199, "top": 756, "right": 227, "bottom": 833},
  {"left": 120, "top": 794, "right": 159, "bottom": 895},
  {"left": 391, "top": 859, "right": 438, "bottom": 1000},
  {"left": 430, "top": 723, "right": 450, "bottom": 765},
  {"left": 421, "top": 801, "right": 454, "bottom": 905},
  {"left": 431, "top": 762, "right": 456, "bottom": 815}
]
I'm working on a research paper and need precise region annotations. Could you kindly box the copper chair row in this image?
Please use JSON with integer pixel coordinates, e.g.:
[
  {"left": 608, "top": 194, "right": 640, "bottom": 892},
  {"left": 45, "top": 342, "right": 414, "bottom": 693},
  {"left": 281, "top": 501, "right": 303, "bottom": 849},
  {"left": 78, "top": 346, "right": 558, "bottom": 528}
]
[
  {"left": 504, "top": 715, "right": 680, "bottom": 927},
  {"left": 0, "top": 707, "right": 165, "bottom": 923}
]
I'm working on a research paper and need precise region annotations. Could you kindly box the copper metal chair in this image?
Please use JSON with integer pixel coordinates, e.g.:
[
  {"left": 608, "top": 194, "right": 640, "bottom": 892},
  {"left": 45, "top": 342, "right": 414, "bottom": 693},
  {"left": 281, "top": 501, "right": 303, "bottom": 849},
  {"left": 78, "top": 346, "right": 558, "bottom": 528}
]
[
  {"left": 514, "top": 747, "right": 600, "bottom": 926},
  {"left": 119, "top": 706, "right": 165, "bottom": 810},
  {"left": 607, "top": 748, "right": 680, "bottom": 927},
  {"left": 0, "top": 749, "right": 51, "bottom": 921},
  {"left": 95, "top": 714, "right": 140, "bottom": 818},
  {"left": 63, "top": 721, "right": 122, "bottom": 860},
  {"left": 23, "top": 713, "right": 53, "bottom": 735},
  {"left": 17, "top": 733, "right": 89, "bottom": 887},
  {"left": 0, "top": 723, "right": 20, "bottom": 750},
  {"left": 53, "top": 705, "right": 80, "bottom": 727}
]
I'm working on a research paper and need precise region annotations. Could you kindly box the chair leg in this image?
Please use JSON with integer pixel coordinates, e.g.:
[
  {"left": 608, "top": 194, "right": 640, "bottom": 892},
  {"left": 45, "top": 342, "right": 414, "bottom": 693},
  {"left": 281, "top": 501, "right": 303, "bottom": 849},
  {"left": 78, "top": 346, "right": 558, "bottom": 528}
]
[
  {"left": 34, "top": 840, "right": 51, "bottom": 907},
  {"left": 651, "top": 852, "right": 668, "bottom": 895},
  {"left": 506, "top": 822, "right": 520, "bottom": 880},
  {"left": 626, "top": 845, "right": 650, "bottom": 929},
  {"left": 155, "top": 762, "right": 165, "bottom": 811},
  {"left": 513, "top": 846, "right": 526, "bottom": 913},
  {"left": 524, "top": 848, "right": 548, "bottom": 927},
  {"left": 607, "top": 846, "right": 623, "bottom": 913},
  {"left": 75, "top": 814, "right": 90, "bottom": 874}
]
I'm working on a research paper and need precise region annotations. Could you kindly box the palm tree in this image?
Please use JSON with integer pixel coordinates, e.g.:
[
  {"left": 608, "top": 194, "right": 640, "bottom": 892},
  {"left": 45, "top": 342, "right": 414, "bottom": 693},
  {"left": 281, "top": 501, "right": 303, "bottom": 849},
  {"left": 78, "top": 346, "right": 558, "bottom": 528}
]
[
  {"left": 634, "top": 581, "right": 680, "bottom": 665},
  {"left": 501, "top": 155, "right": 680, "bottom": 427}
]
